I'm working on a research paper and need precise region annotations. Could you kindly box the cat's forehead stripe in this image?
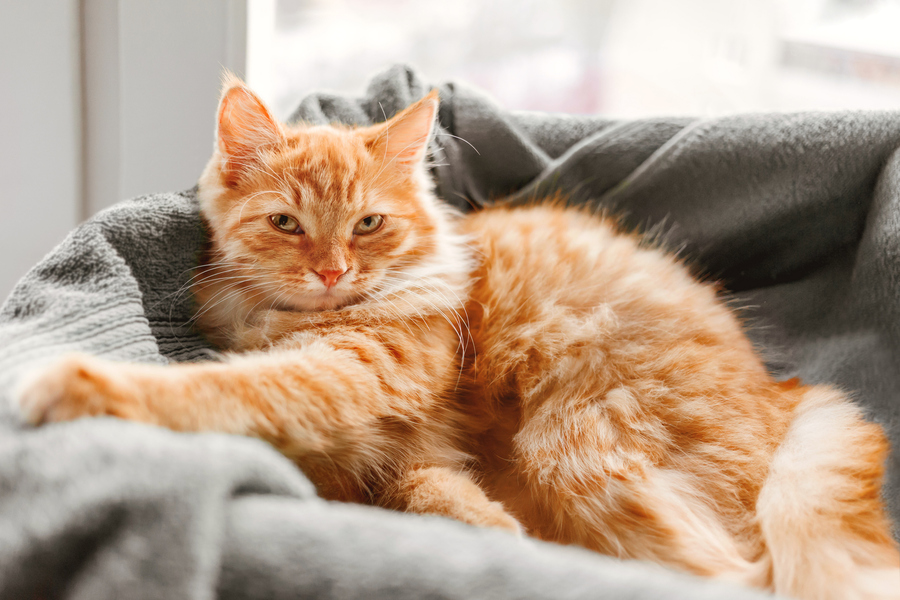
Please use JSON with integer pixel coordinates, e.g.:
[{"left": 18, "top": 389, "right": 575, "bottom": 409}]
[{"left": 278, "top": 144, "right": 367, "bottom": 207}]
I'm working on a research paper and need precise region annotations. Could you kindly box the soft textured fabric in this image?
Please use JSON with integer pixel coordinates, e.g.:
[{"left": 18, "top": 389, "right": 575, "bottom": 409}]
[{"left": 0, "top": 63, "right": 897, "bottom": 599}]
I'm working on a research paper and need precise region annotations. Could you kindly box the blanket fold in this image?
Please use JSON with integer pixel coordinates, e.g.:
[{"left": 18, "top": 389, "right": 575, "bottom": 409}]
[{"left": 0, "top": 63, "right": 897, "bottom": 599}]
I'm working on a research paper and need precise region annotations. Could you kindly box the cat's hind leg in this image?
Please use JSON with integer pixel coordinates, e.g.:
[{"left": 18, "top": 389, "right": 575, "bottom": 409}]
[{"left": 512, "top": 394, "right": 759, "bottom": 583}]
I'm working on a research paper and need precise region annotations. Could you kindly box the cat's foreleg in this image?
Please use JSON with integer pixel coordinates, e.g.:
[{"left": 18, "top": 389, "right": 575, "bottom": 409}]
[
  {"left": 15, "top": 330, "right": 437, "bottom": 482},
  {"left": 15, "top": 331, "right": 521, "bottom": 532}
]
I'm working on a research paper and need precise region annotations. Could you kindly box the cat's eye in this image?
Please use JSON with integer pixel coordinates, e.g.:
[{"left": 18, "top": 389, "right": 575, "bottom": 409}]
[
  {"left": 353, "top": 215, "right": 384, "bottom": 235},
  {"left": 269, "top": 214, "right": 303, "bottom": 234}
]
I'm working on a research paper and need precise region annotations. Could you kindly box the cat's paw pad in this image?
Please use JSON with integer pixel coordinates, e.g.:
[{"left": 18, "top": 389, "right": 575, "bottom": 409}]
[{"left": 16, "top": 354, "right": 116, "bottom": 425}]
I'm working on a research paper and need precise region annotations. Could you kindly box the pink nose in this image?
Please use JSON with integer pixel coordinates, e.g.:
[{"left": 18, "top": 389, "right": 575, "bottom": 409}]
[{"left": 314, "top": 268, "right": 346, "bottom": 289}]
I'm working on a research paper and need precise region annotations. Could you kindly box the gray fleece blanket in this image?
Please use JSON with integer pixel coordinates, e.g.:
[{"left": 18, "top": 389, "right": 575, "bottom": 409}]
[{"left": 0, "top": 64, "right": 897, "bottom": 599}]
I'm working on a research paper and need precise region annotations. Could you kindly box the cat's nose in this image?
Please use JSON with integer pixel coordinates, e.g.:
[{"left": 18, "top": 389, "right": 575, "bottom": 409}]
[{"left": 314, "top": 268, "right": 347, "bottom": 289}]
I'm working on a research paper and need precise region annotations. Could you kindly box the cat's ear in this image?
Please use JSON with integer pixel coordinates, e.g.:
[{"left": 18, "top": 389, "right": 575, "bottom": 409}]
[
  {"left": 368, "top": 90, "right": 438, "bottom": 172},
  {"left": 216, "top": 74, "right": 284, "bottom": 186}
]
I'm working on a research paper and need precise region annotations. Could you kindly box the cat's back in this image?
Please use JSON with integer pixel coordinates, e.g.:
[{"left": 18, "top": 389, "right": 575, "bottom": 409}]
[{"left": 460, "top": 203, "right": 770, "bottom": 391}]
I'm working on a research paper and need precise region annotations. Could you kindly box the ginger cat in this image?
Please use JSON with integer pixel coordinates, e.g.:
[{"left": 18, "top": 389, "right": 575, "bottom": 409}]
[{"left": 17, "top": 76, "right": 900, "bottom": 599}]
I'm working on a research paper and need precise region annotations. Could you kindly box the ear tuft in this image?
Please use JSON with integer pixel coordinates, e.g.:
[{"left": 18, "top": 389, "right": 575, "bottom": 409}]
[
  {"left": 369, "top": 90, "right": 439, "bottom": 172},
  {"left": 216, "top": 74, "right": 283, "bottom": 186}
]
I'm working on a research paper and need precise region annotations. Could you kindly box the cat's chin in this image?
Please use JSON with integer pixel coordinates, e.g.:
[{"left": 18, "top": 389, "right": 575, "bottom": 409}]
[{"left": 276, "top": 291, "right": 357, "bottom": 313}]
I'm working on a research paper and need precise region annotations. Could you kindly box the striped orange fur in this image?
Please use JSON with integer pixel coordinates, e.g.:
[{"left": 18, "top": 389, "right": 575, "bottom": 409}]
[{"left": 18, "top": 76, "right": 899, "bottom": 599}]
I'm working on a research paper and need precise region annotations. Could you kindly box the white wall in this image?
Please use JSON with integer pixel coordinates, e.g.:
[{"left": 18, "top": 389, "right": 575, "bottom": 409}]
[
  {"left": 0, "top": 0, "right": 247, "bottom": 303},
  {"left": 84, "top": 0, "right": 247, "bottom": 214},
  {"left": 115, "top": 0, "right": 247, "bottom": 207},
  {"left": 0, "top": 0, "right": 82, "bottom": 303}
]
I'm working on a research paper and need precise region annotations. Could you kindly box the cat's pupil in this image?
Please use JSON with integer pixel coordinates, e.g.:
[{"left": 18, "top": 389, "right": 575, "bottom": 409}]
[{"left": 278, "top": 216, "right": 289, "bottom": 227}]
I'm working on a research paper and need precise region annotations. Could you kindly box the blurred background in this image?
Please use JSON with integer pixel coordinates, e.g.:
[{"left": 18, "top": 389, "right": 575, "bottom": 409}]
[{"left": 3, "top": 0, "right": 900, "bottom": 302}]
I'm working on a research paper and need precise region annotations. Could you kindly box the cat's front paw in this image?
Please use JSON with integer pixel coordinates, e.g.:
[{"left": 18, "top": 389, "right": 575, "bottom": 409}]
[
  {"left": 471, "top": 500, "right": 525, "bottom": 536},
  {"left": 16, "top": 354, "right": 142, "bottom": 425},
  {"left": 481, "top": 511, "right": 524, "bottom": 535}
]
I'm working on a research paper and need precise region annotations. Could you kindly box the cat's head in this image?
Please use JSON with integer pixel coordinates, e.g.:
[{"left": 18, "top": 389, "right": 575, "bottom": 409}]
[{"left": 197, "top": 75, "right": 466, "bottom": 313}]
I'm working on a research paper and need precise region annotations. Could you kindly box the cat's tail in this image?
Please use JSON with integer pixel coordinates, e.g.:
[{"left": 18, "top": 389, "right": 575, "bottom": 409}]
[{"left": 754, "top": 385, "right": 900, "bottom": 600}]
